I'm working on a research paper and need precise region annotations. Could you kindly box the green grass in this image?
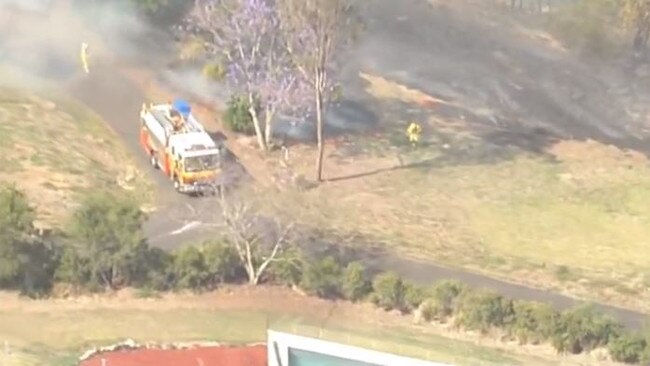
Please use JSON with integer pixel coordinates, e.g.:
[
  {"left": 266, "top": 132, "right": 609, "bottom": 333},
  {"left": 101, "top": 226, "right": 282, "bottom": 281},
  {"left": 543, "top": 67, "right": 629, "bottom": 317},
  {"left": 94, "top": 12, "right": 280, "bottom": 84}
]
[{"left": 0, "top": 307, "right": 558, "bottom": 366}]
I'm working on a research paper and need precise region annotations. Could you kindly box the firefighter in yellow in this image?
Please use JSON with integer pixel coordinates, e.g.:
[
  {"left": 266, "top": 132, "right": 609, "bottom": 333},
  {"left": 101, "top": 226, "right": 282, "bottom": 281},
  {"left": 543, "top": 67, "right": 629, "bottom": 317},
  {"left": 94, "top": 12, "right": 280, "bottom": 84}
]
[
  {"left": 406, "top": 121, "right": 422, "bottom": 146},
  {"left": 80, "top": 42, "right": 90, "bottom": 74}
]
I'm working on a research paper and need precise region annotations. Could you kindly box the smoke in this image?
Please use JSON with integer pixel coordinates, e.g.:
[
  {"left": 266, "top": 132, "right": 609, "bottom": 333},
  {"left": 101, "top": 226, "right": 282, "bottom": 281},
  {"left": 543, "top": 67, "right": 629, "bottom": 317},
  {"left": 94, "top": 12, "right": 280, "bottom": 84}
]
[
  {"left": 0, "top": 0, "right": 172, "bottom": 90},
  {"left": 0, "top": 0, "right": 52, "bottom": 12}
]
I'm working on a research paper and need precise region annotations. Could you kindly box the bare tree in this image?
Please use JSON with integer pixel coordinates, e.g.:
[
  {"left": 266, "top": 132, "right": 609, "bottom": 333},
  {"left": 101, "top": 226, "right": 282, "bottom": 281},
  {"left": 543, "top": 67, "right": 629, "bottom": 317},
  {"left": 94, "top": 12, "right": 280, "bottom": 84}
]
[
  {"left": 218, "top": 190, "right": 293, "bottom": 285},
  {"left": 278, "top": 0, "right": 357, "bottom": 181}
]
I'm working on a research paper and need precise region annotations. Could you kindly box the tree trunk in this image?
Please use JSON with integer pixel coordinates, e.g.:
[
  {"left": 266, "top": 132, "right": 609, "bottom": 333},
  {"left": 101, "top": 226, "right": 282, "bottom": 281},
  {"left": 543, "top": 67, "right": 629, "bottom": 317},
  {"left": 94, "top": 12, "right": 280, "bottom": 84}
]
[
  {"left": 264, "top": 107, "right": 274, "bottom": 148},
  {"left": 248, "top": 94, "right": 267, "bottom": 151},
  {"left": 315, "top": 72, "right": 325, "bottom": 182}
]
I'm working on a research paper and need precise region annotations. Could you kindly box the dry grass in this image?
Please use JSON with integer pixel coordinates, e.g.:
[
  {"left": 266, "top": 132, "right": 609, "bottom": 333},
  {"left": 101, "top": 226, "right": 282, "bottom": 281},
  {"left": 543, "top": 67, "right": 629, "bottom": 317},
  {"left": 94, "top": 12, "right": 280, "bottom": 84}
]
[
  {"left": 0, "top": 288, "right": 615, "bottom": 366},
  {"left": 276, "top": 136, "right": 650, "bottom": 311},
  {"left": 0, "top": 85, "right": 152, "bottom": 228},
  {"left": 266, "top": 67, "right": 650, "bottom": 312}
]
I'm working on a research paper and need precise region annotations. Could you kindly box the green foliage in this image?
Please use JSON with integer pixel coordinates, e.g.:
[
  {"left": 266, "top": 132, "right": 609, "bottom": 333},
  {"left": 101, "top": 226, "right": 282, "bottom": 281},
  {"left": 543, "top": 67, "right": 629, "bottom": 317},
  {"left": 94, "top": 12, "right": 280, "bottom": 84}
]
[
  {"left": 608, "top": 333, "right": 647, "bottom": 364},
  {"left": 0, "top": 185, "right": 36, "bottom": 283},
  {"left": 223, "top": 95, "right": 256, "bottom": 135},
  {"left": 134, "top": 287, "right": 162, "bottom": 299},
  {"left": 201, "top": 240, "right": 244, "bottom": 284},
  {"left": 404, "top": 282, "right": 427, "bottom": 311},
  {"left": 300, "top": 256, "right": 343, "bottom": 299},
  {"left": 67, "top": 192, "right": 149, "bottom": 290},
  {"left": 423, "top": 280, "right": 467, "bottom": 322},
  {"left": 268, "top": 248, "right": 304, "bottom": 286},
  {"left": 455, "top": 290, "right": 515, "bottom": 334},
  {"left": 55, "top": 244, "right": 91, "bottom": 288},
  {"left": 371, "top": 271, "right": 407, "bottom": 312},
  {"left": 510, "top": 301, "right": 559, "bottom": 345},
  {"left": 171, "top": 245, "right": 209, "bottom": 290},
  {"left": 0, "top": 185, "right": 58, "bottom": 296},
  {"left": 551, "top": 304, "right": 622, "bottom": 354},
  {"left": 202, "top": 62, "right": 226, "bottom": 81},
  {"left": 139, "top": 247, "right": 173, "bottom": 291},
  {"left": 341, "top": 261, "right": 371, "bottom": 302}
]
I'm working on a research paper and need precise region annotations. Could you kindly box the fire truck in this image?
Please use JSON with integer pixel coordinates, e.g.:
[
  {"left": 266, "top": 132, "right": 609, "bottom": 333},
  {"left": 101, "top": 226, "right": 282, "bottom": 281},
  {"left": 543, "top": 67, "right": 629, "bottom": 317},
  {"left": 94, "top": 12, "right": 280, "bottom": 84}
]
[{"left": 139, "top": 99, "right": 222, "bottom": 195}]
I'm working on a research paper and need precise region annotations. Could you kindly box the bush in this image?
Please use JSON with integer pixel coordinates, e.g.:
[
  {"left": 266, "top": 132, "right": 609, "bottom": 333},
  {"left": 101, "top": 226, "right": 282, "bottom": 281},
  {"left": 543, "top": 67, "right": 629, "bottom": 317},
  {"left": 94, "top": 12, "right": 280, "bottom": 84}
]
[
  {"left": 201, "top": 240, "right": 244, "bottom": 284},
  {"left": 268, "top": 250, "right": 304, "bottom": 287},
  {"left": 342, "top": 261, "right": 371, "bottom": 302},
  {"left": 300, "top": 256, "right": 343, "bottom": 299},
  {"left": 67, "top": 191, "right": 150, "bottom": 290},
  {"left": 223, "top": 95, "right": 256, "bottom": 135},
  {"left": 171, "top": 246, "right": 208, "bottom": 290},
  {"left": 608, "top": 333, "right": 647, "bottom": 364},
  {"left": 510, "top": 301, "right": 559, "bottom": 345},
  {"left": 404, "top": 282, "right": 427, "bottom": 312},
  {"left": 371, "top": 271, "right": 407, "bottom": 312},
  {"left": 551, "top": 304, "right": 622, "bottom": 354},
  {"left": 139, "top": 247, "right": 174, "bottom": 291},
  {"left": 202, "top": 62, "right": 226, "bottom": 81},
  {"left": 455, "top": 290, "right": 515, "bottom": 334},
  {"left": 424, "top": 280, "right": 467, "bottom": 322}
]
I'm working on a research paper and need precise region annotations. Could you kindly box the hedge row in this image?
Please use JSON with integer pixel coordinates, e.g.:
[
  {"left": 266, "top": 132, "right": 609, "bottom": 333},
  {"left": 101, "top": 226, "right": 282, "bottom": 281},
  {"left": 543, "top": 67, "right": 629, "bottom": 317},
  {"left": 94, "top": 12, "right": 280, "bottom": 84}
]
[
  {"left": 287, "top": 256, "right": 650, "bottom": 365},
  {"left": 1, "top": 186, "right": 648, "bottom": 363}
]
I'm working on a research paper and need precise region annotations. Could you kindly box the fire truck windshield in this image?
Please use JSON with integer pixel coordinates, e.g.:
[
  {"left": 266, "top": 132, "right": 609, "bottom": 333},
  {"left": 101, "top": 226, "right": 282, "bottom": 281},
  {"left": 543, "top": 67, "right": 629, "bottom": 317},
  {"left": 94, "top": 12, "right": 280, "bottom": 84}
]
[{"left": 184, "top": 154, "right": 219, "bottom": 173}]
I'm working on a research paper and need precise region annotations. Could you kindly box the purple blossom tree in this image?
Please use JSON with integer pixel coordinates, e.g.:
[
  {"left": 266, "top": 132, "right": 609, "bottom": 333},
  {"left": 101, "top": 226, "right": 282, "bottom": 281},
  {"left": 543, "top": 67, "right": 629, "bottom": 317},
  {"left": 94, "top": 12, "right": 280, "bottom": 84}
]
[
  {"left": 277, "top": 0, "right": 358, "bottom": 181},
  {"left": 189, "top": 0, "right": 308, "bottom": 150}
]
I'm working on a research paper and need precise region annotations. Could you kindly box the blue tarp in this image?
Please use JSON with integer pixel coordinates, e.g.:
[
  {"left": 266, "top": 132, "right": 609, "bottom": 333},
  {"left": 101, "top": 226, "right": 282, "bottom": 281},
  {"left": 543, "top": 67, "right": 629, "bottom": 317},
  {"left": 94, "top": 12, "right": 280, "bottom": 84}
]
[{"left": 172, "top": 99, "right": 192, "bottom": 118}]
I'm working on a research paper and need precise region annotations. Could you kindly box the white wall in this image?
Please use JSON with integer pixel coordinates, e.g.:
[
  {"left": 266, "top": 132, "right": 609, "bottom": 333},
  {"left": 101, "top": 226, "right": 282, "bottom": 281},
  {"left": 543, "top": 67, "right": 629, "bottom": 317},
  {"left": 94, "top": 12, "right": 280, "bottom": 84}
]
[{"left": 267, "top": 330, "right": 453, "bottom": 366}]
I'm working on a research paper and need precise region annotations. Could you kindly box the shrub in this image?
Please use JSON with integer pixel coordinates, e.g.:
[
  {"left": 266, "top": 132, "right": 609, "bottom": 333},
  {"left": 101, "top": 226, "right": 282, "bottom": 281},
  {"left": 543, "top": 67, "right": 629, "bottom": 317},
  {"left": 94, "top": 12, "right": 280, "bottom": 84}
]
[
  {"left": 201, "top": 240, "right": 244, "bottom": 284},
  {"left": 268, "top": 250, "right": 304, "bottom": 287},
  {"left": 551, "top": 304, "right": 622, "bottom": 354},
  {"left": 510, "top": 301, "right": 559, "bottom": 345},
  {"left": 419, "top": 300, "right": 437, "bottom": 322},
  {"left": 455, "top": 290, "right": 515, "bottom": 334},
  {"left": 425, "top": 280, "right": 467, "bottom": 322},
  {"left": 67, "top": 191, "right": 150, "bottom": 290},
  {"left": 202, "top": 62, "right": 226, "bottom": 81},
  {"left": 300, "top": 256, "right": 343, "bottom": 299},
  {"left": 171, "top": 246, "right": 208, "bottom": 290},
  {"left": 404, "top": 282, "right": 427, "bottom": 312},
  {"left": 642, "top": 342, "right": 650, "bottom": 365},
  {"left": 608, "top": 333, "right": 647, "bottom": 364},
  {"left": 223, "top": 95, "right": 256, "bottom": 135},
  {"left": 139, "top": 247, "right": 174, "bottom": 291},
  {"left": 341, "top": 261, "right": 371, "bottom": 302},
  {"left": 371, "top": 271, "right": 407, "bottom": 312}
]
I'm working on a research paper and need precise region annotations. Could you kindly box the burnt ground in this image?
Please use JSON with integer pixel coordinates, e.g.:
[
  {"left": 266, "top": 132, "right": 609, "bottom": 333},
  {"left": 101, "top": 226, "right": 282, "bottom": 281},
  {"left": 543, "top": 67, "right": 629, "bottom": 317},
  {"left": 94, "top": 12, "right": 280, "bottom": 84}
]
[{"left": 2, "top": 0, "right": 648, "bottom": 329}]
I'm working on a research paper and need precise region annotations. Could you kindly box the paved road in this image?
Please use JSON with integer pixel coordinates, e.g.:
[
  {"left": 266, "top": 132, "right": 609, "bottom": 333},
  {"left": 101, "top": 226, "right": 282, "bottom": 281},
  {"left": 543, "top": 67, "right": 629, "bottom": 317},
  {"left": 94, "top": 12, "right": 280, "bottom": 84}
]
[
  {"left": 63, "top": 59, "right": 649, "bottom": 329},
  {"left": 27, "top": 0, "right": 648, "bottom": 330},
  {"left": 64, "top": 59, "right": 236, "bottom": 250}
]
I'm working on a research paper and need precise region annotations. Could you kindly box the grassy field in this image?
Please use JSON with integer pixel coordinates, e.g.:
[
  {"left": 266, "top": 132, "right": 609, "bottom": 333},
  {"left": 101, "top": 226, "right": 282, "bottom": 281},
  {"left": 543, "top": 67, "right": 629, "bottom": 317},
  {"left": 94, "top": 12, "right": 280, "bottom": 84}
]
[
  {"left": 270, "top": 72, "right": 650, "bottom": 313},
  {"left": 0, "top": 289, "right": 586, "bottom": 366},
  {"left": 0, "top": 68, "right": 152, "bottom": 227}
]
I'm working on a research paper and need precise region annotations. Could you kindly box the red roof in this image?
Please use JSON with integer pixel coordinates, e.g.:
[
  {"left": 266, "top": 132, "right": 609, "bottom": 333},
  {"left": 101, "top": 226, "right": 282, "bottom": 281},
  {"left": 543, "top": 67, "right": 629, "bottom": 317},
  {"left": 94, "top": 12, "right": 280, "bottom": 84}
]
[{"left": 80, "top": 345, "right": 267, "bottom": 366}]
